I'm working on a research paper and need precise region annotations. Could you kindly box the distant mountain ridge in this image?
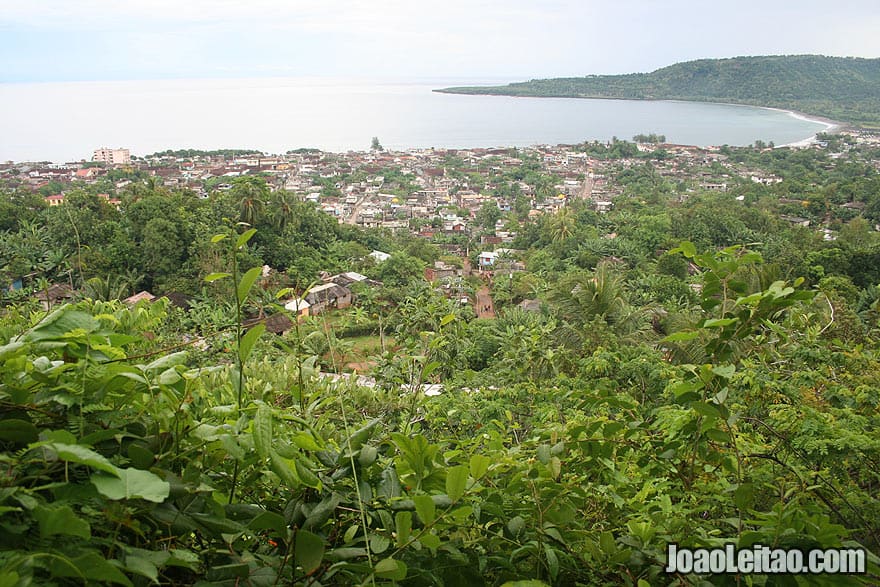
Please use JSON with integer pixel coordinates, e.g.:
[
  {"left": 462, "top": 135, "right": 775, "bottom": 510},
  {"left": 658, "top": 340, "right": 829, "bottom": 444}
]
[{"left": 438, "top": 55, "right": 880, "bottom": 127}]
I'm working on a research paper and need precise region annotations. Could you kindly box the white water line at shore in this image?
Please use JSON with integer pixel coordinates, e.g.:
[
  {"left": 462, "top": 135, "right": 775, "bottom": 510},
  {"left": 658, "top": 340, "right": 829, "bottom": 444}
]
[
  {"left": 766, "top": 107, "right": 841, "bottom": 148},
  {"left": 630, "top": 98, "right": 841, "bottom": 149}
]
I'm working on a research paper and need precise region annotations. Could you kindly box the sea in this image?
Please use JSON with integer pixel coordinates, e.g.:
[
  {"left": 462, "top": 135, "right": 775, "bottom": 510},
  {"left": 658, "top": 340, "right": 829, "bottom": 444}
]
[{"left": 0, "top": 77, "right": 831, "bottom": 162}]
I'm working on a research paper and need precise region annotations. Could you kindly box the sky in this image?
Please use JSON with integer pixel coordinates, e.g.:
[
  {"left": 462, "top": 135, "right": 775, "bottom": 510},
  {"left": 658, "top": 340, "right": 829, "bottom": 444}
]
[{"left": 1, "top": 0, "right": 879, "bottom": 83}]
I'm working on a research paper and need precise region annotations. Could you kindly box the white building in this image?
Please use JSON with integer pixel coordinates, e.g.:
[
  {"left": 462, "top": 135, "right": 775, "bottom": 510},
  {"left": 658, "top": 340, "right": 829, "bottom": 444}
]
[
  {"left": 479, "top": 251, "right": 497, "bottom": 267},
  {"left": 369, "top": 250, "right": 391, "bottom": 263},
  {"left": 93, "top": 147, "right": 131, "bottom": 165}
]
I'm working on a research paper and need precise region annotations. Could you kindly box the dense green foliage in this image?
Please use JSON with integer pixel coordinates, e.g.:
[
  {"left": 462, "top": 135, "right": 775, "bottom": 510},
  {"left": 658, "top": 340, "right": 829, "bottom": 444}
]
[
  {"left": 439, "top": 55, "right": 880, "bottom": 127},
  {"left": 3, "top": 139, "right": 880, "bottom": 584},
  {"left": 2, "top": 238, "right": 880, "bottom": 585}
]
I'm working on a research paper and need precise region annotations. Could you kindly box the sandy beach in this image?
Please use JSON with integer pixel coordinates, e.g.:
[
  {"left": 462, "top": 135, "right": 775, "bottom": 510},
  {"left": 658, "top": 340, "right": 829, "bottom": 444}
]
[{"left": 768, "top": 107, "right": 844, "bottom": 148}]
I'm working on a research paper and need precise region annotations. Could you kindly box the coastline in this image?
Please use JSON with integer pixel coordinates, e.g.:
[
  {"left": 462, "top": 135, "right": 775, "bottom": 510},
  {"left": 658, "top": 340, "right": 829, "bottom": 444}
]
[
  {"left": 438, "top": 87, "right": 847, "bottom": 148},
  {"left": 1, "top": 78, "right": 849, "bottom": 161},
  {"left": 765, "top": 107, "right": 844, "bottom": 148}
]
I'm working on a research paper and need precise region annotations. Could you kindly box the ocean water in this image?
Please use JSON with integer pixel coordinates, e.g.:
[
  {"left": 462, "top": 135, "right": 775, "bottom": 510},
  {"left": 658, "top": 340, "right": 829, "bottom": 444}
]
[{"left": 0, "top": 77, "right": 829, "bottom": 162}]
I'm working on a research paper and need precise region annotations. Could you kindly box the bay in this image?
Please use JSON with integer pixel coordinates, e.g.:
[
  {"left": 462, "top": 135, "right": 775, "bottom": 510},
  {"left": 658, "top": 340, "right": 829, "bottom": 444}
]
[{"left": 0, "top": 77, "right": 829, "bottom": 163}]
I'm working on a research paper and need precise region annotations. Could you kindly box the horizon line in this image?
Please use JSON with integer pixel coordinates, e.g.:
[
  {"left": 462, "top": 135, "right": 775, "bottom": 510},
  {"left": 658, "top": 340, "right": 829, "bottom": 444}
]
[{"left": 3, "top": 53, "right": 878, "bottom": 85}]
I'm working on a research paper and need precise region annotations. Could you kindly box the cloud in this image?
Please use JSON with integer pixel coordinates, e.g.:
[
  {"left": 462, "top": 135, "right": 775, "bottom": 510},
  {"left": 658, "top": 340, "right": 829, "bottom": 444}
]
[
  {"left": 1, "top": 0, "right": 878, "bottom": 81},
  {"left": 0, "top": 0, "right": 558, "bottom": 34}
]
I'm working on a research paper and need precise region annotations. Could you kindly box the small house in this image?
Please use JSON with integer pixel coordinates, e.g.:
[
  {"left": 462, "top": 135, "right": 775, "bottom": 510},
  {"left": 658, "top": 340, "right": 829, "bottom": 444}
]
[
  {"left": 159, "top": 292, "right": 192, "bottom": 310},
  {"left": 304, "top": 283, "right": 353, "bottom": 314},
  {"left": 243, "top": 313, "right": 294, "bottom": 336},
  {"left": 124, "top": 291, "right": 156, "bottom": 305},
  {"left": 369, "top": 250, "right": 391, "bottom": 263},
  {"left": 262, "top": 313, "right": 294, "bottom": 335},
  {"left": 284, "top": 297, "right": 311, "bottom": 319},
  {"left": 479, "top": 251, "right": 497, "bottom": 268},
  {"left": 425, "top": 261, "right": 461, "bottom": 282},
  {"left": 35, "top": 283, "right": 74, "bottom": 310},
  {"left": 328, "top": 271, "right": 372, "bottom": 288}
]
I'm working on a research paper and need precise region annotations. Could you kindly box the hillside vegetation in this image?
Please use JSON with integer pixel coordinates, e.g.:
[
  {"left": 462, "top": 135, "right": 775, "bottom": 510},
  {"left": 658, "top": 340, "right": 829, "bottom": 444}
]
[
  {"left": 3, "top": 139, "right": 880, "bottom": 584},
  {"left": 438, "top": 55, "right": 880, "bottom": 127}
]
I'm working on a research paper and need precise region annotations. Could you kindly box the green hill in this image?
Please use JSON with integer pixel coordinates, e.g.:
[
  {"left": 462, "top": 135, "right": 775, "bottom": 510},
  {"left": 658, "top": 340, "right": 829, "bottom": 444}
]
[{"left": 438, "top": 55, "right": 880, "bottom": 127}]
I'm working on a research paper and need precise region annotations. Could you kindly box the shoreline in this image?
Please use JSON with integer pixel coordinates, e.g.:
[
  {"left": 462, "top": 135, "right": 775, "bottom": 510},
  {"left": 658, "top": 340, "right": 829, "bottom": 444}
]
[
  {"left": 437, "top": 88, "right": 847, "bottom": 148},
  {"left": 765, "top": 107, "right": 844, "bottom": 148},
  {"left": 654, "top": 99, "right": 845, "bottom": 144},
  {"left": 2, "top": 90, "right": 847, "bottom": 162}
]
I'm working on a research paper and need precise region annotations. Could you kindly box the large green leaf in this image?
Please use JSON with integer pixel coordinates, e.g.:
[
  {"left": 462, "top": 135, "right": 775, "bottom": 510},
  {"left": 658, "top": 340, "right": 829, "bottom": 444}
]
[
  {"left": 419, "top": 532, "right": 441, "bottom": 551},
  {"left": 0, "top": 419, "right": 39, "bottom": 444},
  {"left": 294, "top": 529, "right": 324, "bottom": 575},
  {"left": 303, "top": 493, "right": 341, "bottom": 530},
  {"left": 689, "top": 401, "right": 722, "bottom": 420},
  {"left": 0, "top": 341, "right": 26, "bottom": 362},
  {"left": 205, "top": 562, "right": 249, "bottom": 581},
  {"left": 543, "top": 543, "right": 560, "bottom": 581},
  {"left": 344, "top": 419, "right": 380, "bottom": 455},
  {"left": 142, "top": 351, "right": 188, "bottom": 373},
  {"left": 536, "top": 444, "right": 551, "bottom": 465},
  {"left": 252, "top": 403, "right": 273, "bottom": 460},
  {"left": 91, "top": 468, "right": 170, "bottom": 503},
  {"left": 52, "top": 552, "right": 133, "bottom": 586},
  {"left": 507, "top": 516, "right": 525, "bottom": 538},
  {"left": 358, "top": 445, "right": 378, "bottom": 466},
  {"left": 413, "top": 495, "right": 435, "bottom": 525},
  {"left": 123, "top": 555, "right": 159, "bottom": 584},
  {"left": 374, "top": 558, "right": 407, "bottom": 581},
  {"left": 33, "top": 504, "right": 91, "bottom": 539},
  {"left": 661, "top": 330, "right": 701, "bottom": 343},
  {"left": 703, "top": 318, "right": 739, "bottom": 328},
  {"left": 326, "top": 547, "right": 368, "bottom": 561},
  {"left": 25, "top": 308, "right": 99, "bottom": 342},
  {"left": 248, "top": 511, "right": 287, "bottom": 535},
  {"left": 239, "top": 323, "right": 265, "bottom": 363},
  {"left": 295, "top": 457, "right": 322, "bottom": 490},
  {"left": 370, "top": 533, "right": 390, "bottom": 554},
  {"left": 395, "top": 511, "right": 412, "bottom": 547},
  {"left": 237, "top": 266, "right": 263, "bottom": 305},
  {"left": 445, "top": 465, "right": 468, "bottom": 502},
  {"left": 35, "top": 442, "right": 119, "bottom": 476},
  {"left": 469, "top": 454, "right": 491, "bottom": 480},
  {"left": 236, "top": 228, "right": 257, "bottom": 249},
  {"left": 270, "top": 451, "right": 301, "bottom": 489},
  {"left": 677, "top": 241, "right": 696, "bottom": 258}
]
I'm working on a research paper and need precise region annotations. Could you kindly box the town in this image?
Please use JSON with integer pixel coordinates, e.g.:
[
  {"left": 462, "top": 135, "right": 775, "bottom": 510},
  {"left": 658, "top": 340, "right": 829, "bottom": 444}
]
[
  {"left": 4, "top": 0, "right": 880, "bottom": 581},
  {"left": 5, "top": 129, "right": 880, "bottom": 234},
  {"left": 4, "top": 130, "right": 880, "bottom": 323}
]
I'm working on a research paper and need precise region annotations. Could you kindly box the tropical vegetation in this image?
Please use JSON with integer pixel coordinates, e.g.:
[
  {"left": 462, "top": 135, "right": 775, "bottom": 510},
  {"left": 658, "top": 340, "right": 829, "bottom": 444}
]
[
  {"left": 2, "top": 138, "right": 880, "bottom": 584},
  {"left": 439, "top": 55, "right": 880, "bottom": 127}
]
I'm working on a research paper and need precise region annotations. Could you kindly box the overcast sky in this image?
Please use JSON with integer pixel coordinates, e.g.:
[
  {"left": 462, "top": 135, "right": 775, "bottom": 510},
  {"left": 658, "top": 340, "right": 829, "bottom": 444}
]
[{"left": 2, "top": 0, "right": 879, "bottom": 83}]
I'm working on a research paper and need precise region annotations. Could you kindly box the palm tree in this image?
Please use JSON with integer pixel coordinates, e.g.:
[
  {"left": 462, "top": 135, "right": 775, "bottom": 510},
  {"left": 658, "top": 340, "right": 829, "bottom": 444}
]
[
  {"left": 239, "top": 196, "right": 264, "bottom": 226},
  {"left": 549, "top": 262, "right": 653, "bottom": 348},
  {"left": 547, "top": 206, "right": 575, "bottom": 243},
  {"left": 123, "top": 176, "right": 166, "bottom": 202},
  {"left": 269, "top": 191, "right": 296, "bottom": 231},
  {"left": 81, "top": 269, "right": 143, "bottom": 301},
  {"left": 551, "top": 263, "right": 627, "bottom": 322},
  {"left": 231, "top": 177, "right": 269, "bottom": 226}
]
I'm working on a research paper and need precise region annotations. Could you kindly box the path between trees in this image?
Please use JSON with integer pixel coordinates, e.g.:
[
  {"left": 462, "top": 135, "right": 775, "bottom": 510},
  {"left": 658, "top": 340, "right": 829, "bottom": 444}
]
[{"left": 475, "top": 285, "right": 495, "bottom": 318}]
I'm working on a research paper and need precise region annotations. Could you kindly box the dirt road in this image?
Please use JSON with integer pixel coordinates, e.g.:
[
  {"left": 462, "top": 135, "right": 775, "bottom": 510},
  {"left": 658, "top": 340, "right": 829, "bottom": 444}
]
[{"left": 475, "top": 285, "right": 495, "bottom": 319}]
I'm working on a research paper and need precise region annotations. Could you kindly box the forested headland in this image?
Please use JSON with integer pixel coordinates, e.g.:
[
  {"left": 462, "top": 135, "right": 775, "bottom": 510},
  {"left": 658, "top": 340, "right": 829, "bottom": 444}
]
[
  {"left": 2, "top": 135, "right": 880, "bottom": 585},
  {"left": 438, "top": 55, "right": 880, "bottom": 127}
]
